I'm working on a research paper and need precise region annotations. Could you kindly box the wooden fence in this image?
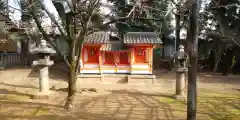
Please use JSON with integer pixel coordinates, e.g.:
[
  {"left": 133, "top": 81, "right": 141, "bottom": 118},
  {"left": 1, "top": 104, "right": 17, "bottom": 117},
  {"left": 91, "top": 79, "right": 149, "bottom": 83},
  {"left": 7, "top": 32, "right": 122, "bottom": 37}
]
[{"left": 0, "top": 53, "right": 22, "bottom": 68}]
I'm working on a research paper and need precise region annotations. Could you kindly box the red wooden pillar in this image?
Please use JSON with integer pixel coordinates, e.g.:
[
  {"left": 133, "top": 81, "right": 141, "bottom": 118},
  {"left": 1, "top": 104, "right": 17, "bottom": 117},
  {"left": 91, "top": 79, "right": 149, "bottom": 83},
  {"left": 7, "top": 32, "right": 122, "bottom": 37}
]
[
  {"left": 80, "top": 47, "right": 85, "bottom": 71},
  {"left": 114, "top": 52, "right": 120, "bottom": 73},
  {"left": 149, "top": 46, "right": 155, "bottom": 72},
  {"left": 130, "top": 48, "right": 134, "bottom": 73},
  {"left": 99, "top": 51, "right": 102, "bottom": 74}
]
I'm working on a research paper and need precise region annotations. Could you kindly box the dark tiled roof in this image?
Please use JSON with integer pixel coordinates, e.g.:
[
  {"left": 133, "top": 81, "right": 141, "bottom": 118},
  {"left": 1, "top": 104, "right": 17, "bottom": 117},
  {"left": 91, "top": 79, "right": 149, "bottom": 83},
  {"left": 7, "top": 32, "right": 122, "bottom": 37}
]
[
  {"left": 0, "top": 13, "right": 9, "bottom": 21},
  {"left": 100, "top": 42, "right": 127, "bottom": 51},
  {"left": 84, "top": 32, "right": 162, "bottom": 45},
  {"left": 84, "top": 32, "right": 110, "bottom": 44},
  {"left": 124, "top": 32, "right": 162, "bottom": 44},
  {"left": 0, "top": 13, "right": 18, "bottom": 29}
]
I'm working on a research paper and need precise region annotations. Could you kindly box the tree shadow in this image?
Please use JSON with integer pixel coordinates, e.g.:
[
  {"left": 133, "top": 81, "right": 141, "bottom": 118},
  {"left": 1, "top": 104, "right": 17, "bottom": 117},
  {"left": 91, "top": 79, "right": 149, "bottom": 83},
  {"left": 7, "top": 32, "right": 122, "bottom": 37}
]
[
  {"left": 27, "top": 63, "right": 68, "bottom": 82},
  {"left": 0, "top": 66, "right": 32, "bottom": 70},
  {"left": 0, "top": 88, "right": 33, "bottom": 98},
  {"left": 197, "top": 95, "right": 240, "bottom": 120},
  {"left": 0, "top": 114, "right": 78, "bottom": 120},
  {"left": 72, "top": 89, "right": 186, "bottom": 120},
  {"left": 0, "top": 87, "right": 68, "bottom": 120},
  {"left": 72, "top": 89, "right": 239, "bottom": 120},
  {"left": 0, "top": 84, "right": 238, "bottom": 120},
  {"left": 154, "top": 69, "right": 171, "bottom": 78},
  {"left": 232, "top": 88, "right": 240, "bottom": 92},
  {"left": 154, "top": 70, "right": 240, "bottom": 85},
  {"left": 0, "top": 96, "right": 68, "bottom": 120},
  {"left": 49, "top": 64, "right": 68, "bottom": 81},
  {"left": 108, "top": 89, "right": 174, "bottom": 99},
  {"left": 0, "top": 82, "right": 37, "bottom": 89},
  {"left": 197, "top": 73, "right": 240, "bottom": 84},
  {"left": 0, "top": 97, "right": 61, "bottom": 108}
]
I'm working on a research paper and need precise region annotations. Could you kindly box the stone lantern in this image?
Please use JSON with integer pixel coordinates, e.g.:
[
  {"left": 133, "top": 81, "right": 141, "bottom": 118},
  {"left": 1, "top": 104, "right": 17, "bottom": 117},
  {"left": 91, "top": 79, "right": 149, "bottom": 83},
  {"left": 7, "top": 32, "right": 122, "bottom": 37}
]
[
  {"left": 174, "top": 44, "right": 188, "bottom": 100},
  {"left": 31, "top": 39, "right": 56, "bottom": 99}
]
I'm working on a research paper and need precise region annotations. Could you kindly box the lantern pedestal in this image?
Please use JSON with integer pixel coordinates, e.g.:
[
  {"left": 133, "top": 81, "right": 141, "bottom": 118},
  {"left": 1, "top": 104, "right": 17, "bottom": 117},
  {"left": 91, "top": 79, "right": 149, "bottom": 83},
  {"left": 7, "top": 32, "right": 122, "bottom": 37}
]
[
  {"left": 32, "top": 59, "right": 54, "bottom": 100},
  {"left": 31, "top": 39, "right": 55, "bottom": 100},
  {"left": 32, "top": 91, "right": 52, "bottom": 100},
  {"left": 174, "top": 68, "right": 187, "bottom": 100},
  {"left": 173, "top": 45, "right": 188, "bottom": 100}
]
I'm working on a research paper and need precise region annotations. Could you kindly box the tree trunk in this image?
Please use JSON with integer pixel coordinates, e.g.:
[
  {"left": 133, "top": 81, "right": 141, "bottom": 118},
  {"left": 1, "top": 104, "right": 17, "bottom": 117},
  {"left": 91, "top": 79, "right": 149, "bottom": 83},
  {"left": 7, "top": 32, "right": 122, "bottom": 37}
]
[
  {"left": 213, "top": 40, "right": 224, "bottom": 72},
  {"left": 20, "top": 40, "right": 29, "bottom": 66},
  {"left": 187, "top": 0, "right": 200, "bottom": 120},
  {"left": 187, "top": 54, "right": 197, "bottom": 120},
  {"left": 221, "top": 49, "right": 233, "bottom": 76},
  {"left": 213, "top": 54, "right": 221, "bottom": 72},
  {"left": 175, "top": 13, "right": 181, "bottom": 51},
  {"left": 64, "top": 37, "right": 78, "bottom": 110},
  {"left": 65, "top": 65, "right": 77, "bottom": 109}
]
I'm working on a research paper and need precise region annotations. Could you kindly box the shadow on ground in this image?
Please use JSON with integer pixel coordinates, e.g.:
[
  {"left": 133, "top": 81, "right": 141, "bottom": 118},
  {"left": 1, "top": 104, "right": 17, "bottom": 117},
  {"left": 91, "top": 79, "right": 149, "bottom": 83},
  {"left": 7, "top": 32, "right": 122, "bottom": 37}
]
[
  {"left": 198, "top": 73, "right": 240, "bottom": 84},
  {"left": 0, "top": 88, "right": 239, "bottom": 120},
  {"left": 75, "top": 90, "right": 240, "bottom": 120},
  {"left": 197, "top": 94, "right": 240, "bottom": 120},
  {"left": 27, "top": 64, "right": 68, "bottom": 82},
  {"left": 72, "top": 89, "right": 186, "bottom": 120},
  {"left": 1, "top": 67, "right": 240, "bottom": 120},
  {"left": 0, "top": 82, "right": 37, "bottom": 89},
  {"left": 0, "top": 89, "right": 33, "bottom": 98}
]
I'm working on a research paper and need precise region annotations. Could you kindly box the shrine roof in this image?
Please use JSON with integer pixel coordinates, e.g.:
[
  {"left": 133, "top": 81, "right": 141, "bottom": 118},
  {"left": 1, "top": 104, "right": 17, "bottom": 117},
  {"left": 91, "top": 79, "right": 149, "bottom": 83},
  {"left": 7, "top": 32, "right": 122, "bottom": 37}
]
[
  {"left": 0, "top": 13, "right": 10, "bottom": 21},
  {"left": 100, "top": 41, "right": 128, "bottom": 51},
  {"left": 124, "top": 32, "right": 162, "bottom": 44},
  {"left": 84, "top": 31, "right": 110, "bottom": 44},
  {"left": 84, "top": 32, "right": 162, "bottom": 45}
]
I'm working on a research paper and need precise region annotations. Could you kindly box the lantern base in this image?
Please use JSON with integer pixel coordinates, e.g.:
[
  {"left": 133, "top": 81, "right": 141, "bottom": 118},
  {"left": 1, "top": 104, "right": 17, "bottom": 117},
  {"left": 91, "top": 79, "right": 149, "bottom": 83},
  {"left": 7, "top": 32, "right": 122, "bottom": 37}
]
[
  {"left": 32, "top": 91, "right": 52, "bottom": 100},
  {"left": 173, "top": 94, "right": 186, "bottom": 100}
]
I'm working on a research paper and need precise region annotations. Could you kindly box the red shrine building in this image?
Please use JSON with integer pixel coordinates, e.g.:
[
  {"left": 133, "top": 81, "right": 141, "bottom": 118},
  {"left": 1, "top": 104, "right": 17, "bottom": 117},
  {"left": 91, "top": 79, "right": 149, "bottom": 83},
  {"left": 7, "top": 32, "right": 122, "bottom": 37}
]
[{"left": 79, "top": 32, "right": 162, "bottom": 75}]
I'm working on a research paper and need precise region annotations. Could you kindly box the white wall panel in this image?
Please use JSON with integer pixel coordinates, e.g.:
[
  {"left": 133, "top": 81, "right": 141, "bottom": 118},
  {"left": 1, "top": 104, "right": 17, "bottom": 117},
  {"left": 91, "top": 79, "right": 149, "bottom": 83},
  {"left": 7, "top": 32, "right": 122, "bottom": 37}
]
[
  {"left": 117, "top": 70, "right": 130, "bottom": 73},
  {"left": 80, "top": 70, "right": 100, "bottom": 73},
  {"left": 131, "top": 71, "right": 152, "bottom": 74},
  {"left": 84, "top": 64, "right": 99, "bottom": 68},
  {"left": 102, "top": 70, "right": 116, "bottom": 73},
  {"left": 132, "top": 64, "right": 149, "bottom": 68}
]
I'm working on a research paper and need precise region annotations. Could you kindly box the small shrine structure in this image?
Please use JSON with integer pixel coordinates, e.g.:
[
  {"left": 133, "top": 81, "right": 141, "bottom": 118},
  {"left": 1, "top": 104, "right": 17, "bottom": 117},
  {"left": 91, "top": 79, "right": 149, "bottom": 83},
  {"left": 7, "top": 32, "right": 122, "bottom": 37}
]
[{"left": 79, "top": 32, "right": 162, "bottom": 75}]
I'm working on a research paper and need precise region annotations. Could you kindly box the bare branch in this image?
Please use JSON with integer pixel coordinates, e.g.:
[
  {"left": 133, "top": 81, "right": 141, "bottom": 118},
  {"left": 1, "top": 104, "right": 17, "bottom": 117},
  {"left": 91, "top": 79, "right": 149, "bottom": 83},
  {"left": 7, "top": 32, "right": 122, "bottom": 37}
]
[
  {"left": 76, "top": 0, "right": 100, "bottom": 39},
  {"left": 86, "top": 16, "right": 164, "bottom": 35},
  {"left": 127, "top": 0, "right": 143, "bottom": 17},
  {"left": 75, "top": 0, "right": 102, "bottom": 72},
  {"left": 210, "top": 3, "right": 240, "bottom": 9},
  {"left": 38, "top": 1, "right": 69, "bottom": 41},
  {"left": 164, "top": 0, "right": 186, "bottom": 19},
  {"left": 29, "top": 2, "right": 70, "bottom": 67},
  {"left": 127, "top": 5, "right": 137, "bottom": 17},
  {"left": 75, "top": 34, "right": 85, "bottom": 73}
]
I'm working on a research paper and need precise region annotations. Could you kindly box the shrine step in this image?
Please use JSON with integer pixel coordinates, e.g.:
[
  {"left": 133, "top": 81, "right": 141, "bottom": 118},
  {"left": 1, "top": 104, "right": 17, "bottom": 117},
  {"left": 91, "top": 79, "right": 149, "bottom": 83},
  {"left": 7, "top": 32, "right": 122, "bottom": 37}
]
[
  {"left": 78, "top": 74, "right": 127, "bottom": 84},
  {"left": 77, "top": 74, "right": 157, "bottom": 85},
  {"left": 128, "top": 75, "right": 157, "bottom": 85}
]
